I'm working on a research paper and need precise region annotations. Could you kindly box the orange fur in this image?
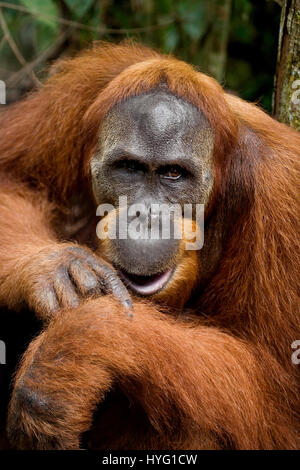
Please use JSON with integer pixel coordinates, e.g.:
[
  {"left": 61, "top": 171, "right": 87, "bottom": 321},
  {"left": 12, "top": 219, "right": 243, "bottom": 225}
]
[
  {"left": 7, "top": 298, "right": 299, "bottom": 450},
  {"left": 0, "top": 42, "right": 299, "bottom": 449}
]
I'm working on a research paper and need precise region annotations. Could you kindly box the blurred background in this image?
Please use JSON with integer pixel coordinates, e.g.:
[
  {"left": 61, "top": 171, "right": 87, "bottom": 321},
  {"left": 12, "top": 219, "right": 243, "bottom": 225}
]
[{"left": 0, "top": 0, "right": 288, "bottom": 112}]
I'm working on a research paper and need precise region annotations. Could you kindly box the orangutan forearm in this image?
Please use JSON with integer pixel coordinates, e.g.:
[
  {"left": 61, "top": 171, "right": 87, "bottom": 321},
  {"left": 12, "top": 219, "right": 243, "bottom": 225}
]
[
  {"left": 0, "top": 182, "right": 132, "bottom": 320},
  {"left": 7, "top": 297, "right": 298, "bottom": 450},
  {"left": 0, "top": 182, "right": 57, "bottom": 310}
]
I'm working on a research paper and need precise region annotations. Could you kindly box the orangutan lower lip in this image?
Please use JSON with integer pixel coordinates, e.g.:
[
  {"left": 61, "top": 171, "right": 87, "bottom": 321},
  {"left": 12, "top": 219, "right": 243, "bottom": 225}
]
[{"left": 119, "top": 268, "right": 174, "bottom": 296}]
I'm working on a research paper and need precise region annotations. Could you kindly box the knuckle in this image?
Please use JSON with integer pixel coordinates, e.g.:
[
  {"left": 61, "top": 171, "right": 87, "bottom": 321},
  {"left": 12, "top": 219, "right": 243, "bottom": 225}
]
[
  {"left": 32, "top": 285, "right": 59, "bottom": 316},
  {"left": 56, "top": 265, "right": 69, "bottom": 280},
  {"left": 65, "top": 246, "right": 81, "bottom": 255},
  {"left": 70, "top": 260, "right": 99, "bottom": 292},
  {"left": 66, "top": 246, "right": 89, "bottom": 260},
  {"left": 82, "top": 274, "right": 98, "bottom": 291}
]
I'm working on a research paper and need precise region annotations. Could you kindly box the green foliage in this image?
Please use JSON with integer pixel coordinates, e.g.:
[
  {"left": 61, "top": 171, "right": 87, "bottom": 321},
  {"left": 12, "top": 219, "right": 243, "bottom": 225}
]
[
  {"left": 0, "top": 0, "right": 282, "bottom": 111},
  {"left": 226, "top": 0, "right": 281, "bottom": 111},
  {"left": 20, "top": 0, "right": 59, "bottom": 30},
  {"left": 63, "top": 0, "right": 94, "bottom": 19},
  {"left": 177, "top": 1, "right": 209, "bottom": 41}
]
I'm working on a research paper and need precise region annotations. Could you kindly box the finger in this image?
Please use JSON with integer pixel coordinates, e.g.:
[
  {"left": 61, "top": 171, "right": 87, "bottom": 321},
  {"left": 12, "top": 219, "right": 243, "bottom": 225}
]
[
  {"left": 44, "top": 286, "right": 60, "bottom": 314},
  {"left": 67, "top": 246, "right": 133, "bottom": 314},
  {"left": 68, "top": 259, "right": 100, "bottom": 296},
  {"left": 91, "top": 263, "right": 133, "bottom": 315},
  {"left": 35, "top": 285, "right": 60, "bottom": 320},
  {"left": 54, "top": 266, "right": 80, "bottom": 310}
]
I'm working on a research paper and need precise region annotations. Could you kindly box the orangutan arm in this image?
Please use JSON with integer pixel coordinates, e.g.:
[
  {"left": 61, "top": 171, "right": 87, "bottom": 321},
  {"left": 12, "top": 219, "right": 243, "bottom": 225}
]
[
  {"left": 0, "top": 181, "right": 131, "bottom": 320},
  {"left": 7, "top": 296, "right": 297, "bottom": 450}
]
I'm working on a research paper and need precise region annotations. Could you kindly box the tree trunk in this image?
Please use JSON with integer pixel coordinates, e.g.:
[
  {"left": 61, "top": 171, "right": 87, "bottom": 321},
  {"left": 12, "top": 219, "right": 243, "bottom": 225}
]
[{"left": 273, "top": 0, "right": 300, "bottom": 130}]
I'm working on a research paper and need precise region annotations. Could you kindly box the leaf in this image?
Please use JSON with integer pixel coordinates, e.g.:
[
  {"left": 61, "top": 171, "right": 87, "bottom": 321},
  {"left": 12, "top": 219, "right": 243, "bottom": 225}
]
[
  {"left": 36, "top": 23, "right": 58, "bottom": 52},
  {"left": 20, "top": 0, "right": 59, "bottom": 31},
  {"left": 156, "top": 0, "right": 173, "bottom": 15},
  {"left": 178, "top": 1, "right": 209, "bottom": 41},
  {"left": 63, "top": 0, "right": 94, "bottom": 19},
  {"left": 162, "top": 25, "right": 179, "bottom": 51}
]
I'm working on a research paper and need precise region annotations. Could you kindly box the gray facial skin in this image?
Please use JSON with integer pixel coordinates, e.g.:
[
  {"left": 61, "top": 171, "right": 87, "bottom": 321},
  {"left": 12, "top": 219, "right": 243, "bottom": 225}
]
[
  {"left": 90, "top": 89, "right": 215, "bottom": 277},
  {"left": 91, "top": 89, "right": 214, "bottom": 207}
]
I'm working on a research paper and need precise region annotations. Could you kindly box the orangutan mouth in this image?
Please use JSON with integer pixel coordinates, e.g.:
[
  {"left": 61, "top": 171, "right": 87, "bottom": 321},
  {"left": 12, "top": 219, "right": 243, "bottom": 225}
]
[{"left": 119, "top": 268, "right": 174, "bottom": 296}]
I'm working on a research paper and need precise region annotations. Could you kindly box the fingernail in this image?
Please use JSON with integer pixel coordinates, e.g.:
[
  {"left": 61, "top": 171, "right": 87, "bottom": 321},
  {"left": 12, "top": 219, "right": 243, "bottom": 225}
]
[
  {"left": 123, "top": 299, "right": 134, "bottom": 318},
  {"left": 124, "top": 298, "right": 133, "bottom": 308}
]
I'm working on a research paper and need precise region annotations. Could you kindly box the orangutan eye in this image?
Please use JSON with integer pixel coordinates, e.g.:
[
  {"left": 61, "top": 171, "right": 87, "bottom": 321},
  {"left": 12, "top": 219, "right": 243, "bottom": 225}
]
[
  {"left": 159, "top": 165, "right": 185, "bottom": 180},
  {"left": 114, "top": 158, "right": 146, "bottom": 174}
]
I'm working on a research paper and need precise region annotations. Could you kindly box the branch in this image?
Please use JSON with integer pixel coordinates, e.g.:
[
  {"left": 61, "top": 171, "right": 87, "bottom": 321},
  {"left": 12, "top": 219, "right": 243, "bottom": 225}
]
[
  {"left": 0, "top": 8, "right": 40, "bottom": 87},
  {"left": 7, "top": 28, "right": 72, "bottom": 87},
  {"left": 0, "top": 1, "right": 174, "bottom": 34},
  {"left": 0, "top": 33, "right": 6, "bottom": 51}
]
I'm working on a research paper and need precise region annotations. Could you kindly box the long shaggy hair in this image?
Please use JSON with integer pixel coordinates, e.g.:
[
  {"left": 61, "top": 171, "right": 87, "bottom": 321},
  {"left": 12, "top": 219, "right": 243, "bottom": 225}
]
[{"left": 0, "top": 42, "right": 299, "bottom": 450}]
